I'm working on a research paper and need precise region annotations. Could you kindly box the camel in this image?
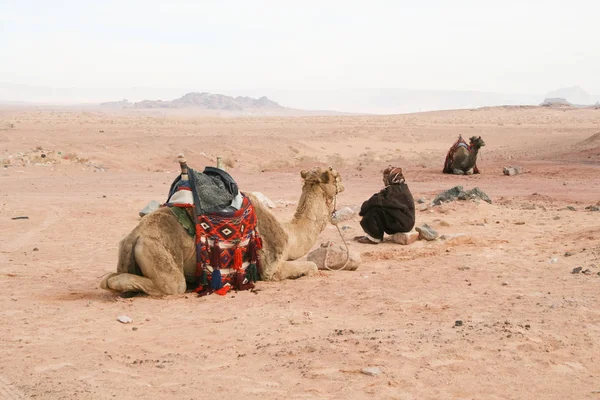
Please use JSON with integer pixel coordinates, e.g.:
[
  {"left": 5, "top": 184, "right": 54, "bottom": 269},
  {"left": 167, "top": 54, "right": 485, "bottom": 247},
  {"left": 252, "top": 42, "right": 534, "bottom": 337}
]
[
  {"left": 99, "top": 166, "right": 344, "bottom": 297},
  {"left": 443, "top": 135, "right": 486, "bottom": 175}
]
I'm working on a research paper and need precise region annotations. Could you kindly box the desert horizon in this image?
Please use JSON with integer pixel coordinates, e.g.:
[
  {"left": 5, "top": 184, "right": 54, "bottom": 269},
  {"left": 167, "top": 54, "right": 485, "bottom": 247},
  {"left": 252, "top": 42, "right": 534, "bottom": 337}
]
[{"left": 2, "top": 0, "right": 600, "bottom": 398}]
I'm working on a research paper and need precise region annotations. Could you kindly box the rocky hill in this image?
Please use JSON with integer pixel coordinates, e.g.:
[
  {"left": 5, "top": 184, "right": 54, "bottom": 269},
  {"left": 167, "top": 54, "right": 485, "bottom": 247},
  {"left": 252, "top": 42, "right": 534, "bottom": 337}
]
[{"left": 101, "top": 92, "right": 284, "bottom": 111}]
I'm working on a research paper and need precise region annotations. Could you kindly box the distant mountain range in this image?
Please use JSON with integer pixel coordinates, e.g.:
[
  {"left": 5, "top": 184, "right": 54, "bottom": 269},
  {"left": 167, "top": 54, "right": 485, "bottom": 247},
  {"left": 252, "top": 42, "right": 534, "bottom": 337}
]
[
  {"left": 1, "top": 83, "right": 598, "bottom": 115},
  {"left": 101, "top": 92, "right": 283, "bottom": 111}
]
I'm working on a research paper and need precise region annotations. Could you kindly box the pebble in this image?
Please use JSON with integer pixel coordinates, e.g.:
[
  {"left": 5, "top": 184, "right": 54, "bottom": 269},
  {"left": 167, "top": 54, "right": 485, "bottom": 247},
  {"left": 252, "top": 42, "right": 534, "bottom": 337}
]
[
  {"left": 564, "top": 251, "right": 574, "bottom": 257},
  {"left": 571, "top": 267, "right": 582, "bottom": 274},
  {"left": 361, "top": 367, "right": 382, "bottom": 376},
  {"left": 117, "top": 315, "right": 133, "bottom": 324},
  {"left": 548, "top": 258, "right": 559, "bottom": 264},
  {"left": 454, "top": 320, "right": 463, "bottom": 327}
]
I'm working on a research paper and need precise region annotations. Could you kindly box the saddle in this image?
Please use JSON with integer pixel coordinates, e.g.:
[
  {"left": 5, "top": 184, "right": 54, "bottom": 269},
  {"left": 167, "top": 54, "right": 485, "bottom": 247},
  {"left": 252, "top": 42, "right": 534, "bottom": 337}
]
[
  {"left": 166, "top": 160, "right": 262, "bottom": 296},
  {"left": 442, "top": 135, "right": 480, "bottom": 174}
]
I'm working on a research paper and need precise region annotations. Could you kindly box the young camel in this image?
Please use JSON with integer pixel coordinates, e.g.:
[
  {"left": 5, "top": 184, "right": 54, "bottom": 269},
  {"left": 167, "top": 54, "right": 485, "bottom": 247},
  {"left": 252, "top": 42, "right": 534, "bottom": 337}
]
[{"left": 99, "top": 166, "right": 344, "bottom": 296}]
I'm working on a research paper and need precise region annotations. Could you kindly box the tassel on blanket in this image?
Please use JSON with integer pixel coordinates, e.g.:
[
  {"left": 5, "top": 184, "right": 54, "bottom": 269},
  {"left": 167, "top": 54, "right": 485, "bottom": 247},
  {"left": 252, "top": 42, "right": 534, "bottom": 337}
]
[{"left": 233, "top": 246, "right": 243, "bottom": 270}]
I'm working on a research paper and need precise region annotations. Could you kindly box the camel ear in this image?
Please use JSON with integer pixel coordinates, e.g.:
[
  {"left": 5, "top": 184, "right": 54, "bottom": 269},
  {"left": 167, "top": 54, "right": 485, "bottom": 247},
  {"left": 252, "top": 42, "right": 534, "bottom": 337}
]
[{"left": 300, "top": 170, "right": 308, "bottom": 180}]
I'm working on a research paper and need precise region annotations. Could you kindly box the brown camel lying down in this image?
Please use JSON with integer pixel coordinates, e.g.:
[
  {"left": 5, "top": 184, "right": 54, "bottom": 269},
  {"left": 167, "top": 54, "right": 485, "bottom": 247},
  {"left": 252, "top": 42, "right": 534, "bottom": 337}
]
[{"left": 100, "top": 166, "right": 344, "bottom": 296}]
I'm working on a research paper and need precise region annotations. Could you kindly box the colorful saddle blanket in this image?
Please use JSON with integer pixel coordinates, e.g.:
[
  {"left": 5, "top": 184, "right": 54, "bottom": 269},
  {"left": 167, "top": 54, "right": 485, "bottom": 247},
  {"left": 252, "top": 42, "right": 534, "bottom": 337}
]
[{"left": 168, "top": 183, "right": 262, "bottom": 296}]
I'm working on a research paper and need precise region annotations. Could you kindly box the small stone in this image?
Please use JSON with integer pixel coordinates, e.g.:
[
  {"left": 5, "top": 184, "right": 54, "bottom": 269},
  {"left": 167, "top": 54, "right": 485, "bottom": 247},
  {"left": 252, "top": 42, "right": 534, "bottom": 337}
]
[
  {"left": 361, "top": 367, "right": 382, "bottom": 376},
  {"left": 454, "top": 320, "right": 463, "bottom": 327},
  {"left": 416, "top": 224, "right": 439, "bottom": 241},
  {"left": 566, "top": 206, "right": 576, "bottom": 211},
  {"left": 33, "top": 247, "right": 39, "bottom": 251},
  {"left": 503, "top": 166, "right": 522, "bottom": 176},
  {"left": 564, "top": 251, "right": 574, "bottom": 257},
  {"left": 571, "top": 267, "right": 582, "bottom": 274},
  {"left": 132, "top": 327, "right": 138, "bottom": 331},
  {"left": 139, "top": 200, "right": 161, "bottom": 217},
  {"left": 341, "top": 225, "right": 352, "bottom": 231},
  {"left": 416, "top": 198, "right": 426, "bottom": 204},
  {"left": 331, "top": 207, "right": 356, "bottom": 224},
  {"left": 392, "top": 230, "right": 419, "bottom": 245},
  {"left": 548, "top": 258, "right": 559, "bottom": 264},
  {"left": 502, "top": 282, "right": 508, "bottom": 286},
  {"left": 117, "top": 315, "right": 133, "bottom": 324},
  {"left": 582, "top": 269, "right": 592, "bottom": 275},
  {"left": 585, "top": 205, "right": 600, "bottom": 212}
]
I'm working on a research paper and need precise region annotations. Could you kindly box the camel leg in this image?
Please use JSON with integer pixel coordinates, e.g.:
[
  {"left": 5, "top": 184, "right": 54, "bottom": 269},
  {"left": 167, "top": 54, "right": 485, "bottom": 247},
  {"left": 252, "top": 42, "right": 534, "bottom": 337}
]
[
  {"left": 278, "top": 260, "right": 318, "bottom": 280},
  {"left": 100, "top": 272, "right": 168, "bottom": 297},
  {"left": 100, "top": 238, "right": 187, "bottom": 296},
  {"left": 452, "top": 169, "right": 465, "bottom": 175}
]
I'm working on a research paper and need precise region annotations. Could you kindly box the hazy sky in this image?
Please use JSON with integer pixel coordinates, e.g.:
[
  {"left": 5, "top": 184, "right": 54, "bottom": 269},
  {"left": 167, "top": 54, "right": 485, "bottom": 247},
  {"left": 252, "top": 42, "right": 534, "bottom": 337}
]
[{"left": 1, "top": 0, "right": 599, "bottom": 94}]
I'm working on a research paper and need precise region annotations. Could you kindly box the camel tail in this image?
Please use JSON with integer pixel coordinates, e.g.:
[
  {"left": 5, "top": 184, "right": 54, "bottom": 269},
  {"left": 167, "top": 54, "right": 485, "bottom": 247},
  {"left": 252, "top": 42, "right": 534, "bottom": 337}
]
[{"left": 116, "top": 234, "right": 140, "bottom": 275}]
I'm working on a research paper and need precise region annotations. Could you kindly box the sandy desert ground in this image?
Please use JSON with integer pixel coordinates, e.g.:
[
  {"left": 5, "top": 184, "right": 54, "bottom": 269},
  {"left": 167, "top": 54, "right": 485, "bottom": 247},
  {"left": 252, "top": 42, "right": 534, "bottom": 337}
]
[{"left": 1, "top": 105, "right": 600, "bottom": 400}]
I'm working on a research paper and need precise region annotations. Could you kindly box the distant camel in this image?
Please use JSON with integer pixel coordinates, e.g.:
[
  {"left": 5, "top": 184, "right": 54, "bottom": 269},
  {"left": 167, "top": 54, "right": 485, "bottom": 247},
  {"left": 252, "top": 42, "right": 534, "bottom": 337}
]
[{"left": 443, "top": 135, "right": 485, "bottom": 175}]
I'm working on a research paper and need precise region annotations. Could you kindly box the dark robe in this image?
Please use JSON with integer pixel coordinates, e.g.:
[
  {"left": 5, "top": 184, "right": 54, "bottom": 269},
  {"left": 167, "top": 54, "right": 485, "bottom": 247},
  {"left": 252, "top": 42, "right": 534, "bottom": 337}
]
[{"left": 359, "top": 183, "right": 415, "bottom": 240}]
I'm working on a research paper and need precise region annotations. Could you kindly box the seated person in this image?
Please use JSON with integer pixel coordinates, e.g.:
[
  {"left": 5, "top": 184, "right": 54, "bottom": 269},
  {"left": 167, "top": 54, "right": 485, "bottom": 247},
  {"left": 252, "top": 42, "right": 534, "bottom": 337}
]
[{"left": 354, "top": 166, "right": 415, "bottom": 244}]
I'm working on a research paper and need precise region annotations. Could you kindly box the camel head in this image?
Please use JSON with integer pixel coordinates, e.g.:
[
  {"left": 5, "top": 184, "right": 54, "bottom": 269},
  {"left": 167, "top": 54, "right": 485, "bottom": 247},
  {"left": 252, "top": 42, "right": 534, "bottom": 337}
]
[
  {"left": 300, "top": 166, "right": 345, "bottom": 213},
  {"left": 469, "top": 136, "right": 486, "bottom": 149}
]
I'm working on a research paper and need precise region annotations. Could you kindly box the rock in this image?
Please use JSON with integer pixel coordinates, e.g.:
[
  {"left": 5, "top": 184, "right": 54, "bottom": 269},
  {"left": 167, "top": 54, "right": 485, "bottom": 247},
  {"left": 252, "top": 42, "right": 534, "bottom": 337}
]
[
  {"left": 432, "top": 186, "right": 491, "bottom": 205},
  {"left": 432, "top": 186, "right": 464, "bottom": 205},
  {"left": 251, "top": 192, "right": 276, "bottom": 208},
  {"left": 331, "top": 207, "right": 356, "bottom": 224},
  {"left": 416, "top": 197, "right": 426, "bottom": 204},
  {"left": 361, "top": 367, "right": 382, "bottom": 376},
  {"left": 117, "top": 315, "right": 133, "bottom": 324},
  {"left": 503, "top": 166, "right": 523, "bottom": 176},
  {"left": 585, "top": 205, "right": 600, "bottom": 211},
  {"left": 416, "top": 224, "right": 439, "bottom": 241},
  {"left": 33, "top": 247, "right": 39, "bottom": 251},
  {"left": 307, "top": 241, "right": 360, "bottom": 271},
  {"left": 341, "top": 225, "right": 352, "bottom": 231},
  {"left": 392, "top": 230, "right": 419, "bottom": 245},
  {"left": 566, "top": 206, "right": 577, "bottom": 211},
  {"left": 564, "top": 251, "right": 574, "bottom": 257},
  {"left": 571, "top": 267, "right": 582, "bottom": 274},
  {"left": 139, "top": 200, "right": 161, "bottom": 217},
  {"left": 582, "top": 269, "right": 592, "bottom": 275},
  {"left": 549, "top": 258, "right": 559, "bottom": 264},
  {"left": 466, "top": 188, "right": 492, "bottom": 204},
  {"left": 454, "top": 320, "right": 463, "bottom": 327}
]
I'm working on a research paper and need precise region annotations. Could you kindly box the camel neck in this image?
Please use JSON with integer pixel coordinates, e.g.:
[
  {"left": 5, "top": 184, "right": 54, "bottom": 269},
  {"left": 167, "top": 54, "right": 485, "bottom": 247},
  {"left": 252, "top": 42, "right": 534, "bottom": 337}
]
[{"left": 286, "top": 183, "right": 331, "bottom": 258}]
